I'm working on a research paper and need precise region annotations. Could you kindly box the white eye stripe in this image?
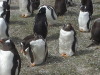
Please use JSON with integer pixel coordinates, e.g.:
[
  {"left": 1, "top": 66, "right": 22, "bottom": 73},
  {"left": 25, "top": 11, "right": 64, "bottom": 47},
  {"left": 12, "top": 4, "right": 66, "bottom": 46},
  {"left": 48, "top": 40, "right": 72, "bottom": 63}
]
[
  {"left": 21, "top": 42, "right": 23, "bottom": 46},
  {"left": 5, "top": 40, "right": 10, "bottom": 43},
  {"left": 25, "top": 47, "right": 29, "bottom": 52}
]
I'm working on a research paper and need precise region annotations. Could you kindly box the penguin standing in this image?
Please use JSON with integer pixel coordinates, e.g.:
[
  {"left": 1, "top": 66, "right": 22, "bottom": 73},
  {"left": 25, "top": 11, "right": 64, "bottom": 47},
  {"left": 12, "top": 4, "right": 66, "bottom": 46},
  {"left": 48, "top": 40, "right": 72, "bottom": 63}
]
[
  {"left": 0, "top": 1, "right": 10, "bottom": 24},
  {"left": 38, "top": 5, "right": 57, "bottom": 25},
  {"left": 0, "top": 39, "right": 21, "bottom": 75},
  {"left": 0, "top": 1, "right": 9, "bottom": 39},
  {"left": 54, "top": 0, "right": 67, "bottom": 16},
  {"left": 34, "top": 7, "right": 48, "bottom": 39},
  {"left": 19, "top": 0, "right": 40, "bottom": 18},
  {"left": 59, "top": 23, "right": 77, "bottom": 57},
  {"left": 88, "top": 18, "right": 100, "bottom": 47},
  {"left": 78, "top": 0, "right": 93, "bottom": 32},
  {"left": 20, "top": 34, "right": 48, "bottom": 67}
]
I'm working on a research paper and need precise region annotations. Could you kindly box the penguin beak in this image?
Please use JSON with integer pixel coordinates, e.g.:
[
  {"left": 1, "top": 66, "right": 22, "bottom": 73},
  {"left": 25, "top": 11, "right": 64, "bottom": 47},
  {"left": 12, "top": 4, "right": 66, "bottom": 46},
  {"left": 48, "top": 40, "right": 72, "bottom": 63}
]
[{"left": 20, "top": 49, "right": 27, "bottom": 55}]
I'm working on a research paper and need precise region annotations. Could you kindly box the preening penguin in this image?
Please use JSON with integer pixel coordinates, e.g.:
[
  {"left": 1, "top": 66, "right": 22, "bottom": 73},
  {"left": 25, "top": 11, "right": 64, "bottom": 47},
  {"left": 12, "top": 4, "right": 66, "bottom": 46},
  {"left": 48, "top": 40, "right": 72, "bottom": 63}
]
[
  {"left": 59, "top": 23, "right": 77, "bottom": 57},
  {"left": 38, "top": 5, "right": 57, "bottom": 25},
  {"left": 0, "top": 39, "right": 21, "bottom": 75},
  {"left": 19, "top": 0, "right": 40, "bottom": 18},
  {"left": 88, "top": 18, "right": 100, "bottom": 47},
  {"left": 54, "top": 0, "right": 67, "bottom": 16},
  {"left": 0, "top": 1, "right": 10, "bottom": 24},
  {"left": 20, "top": 34, "right": 48, "bottom": 67},
  {"left": 34, "top": 7, "right": 48, "bottom": 39}
]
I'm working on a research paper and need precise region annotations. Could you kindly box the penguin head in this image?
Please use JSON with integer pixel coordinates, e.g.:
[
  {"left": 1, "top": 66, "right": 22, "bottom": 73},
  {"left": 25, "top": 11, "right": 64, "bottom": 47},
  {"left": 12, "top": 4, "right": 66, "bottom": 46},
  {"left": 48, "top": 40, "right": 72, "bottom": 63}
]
[
  {"left": 20, "top": 41, "right": 30, "bottom": 55},
  {"left": 38, "top": 7, "right": 46, "bottom": 14},
  {"left": 63, "top": 23, "right": 73, "bottom": 31},
  {"left": 0, "top": 38, "right": 15, "bottom": 51},
  {"left": 80, "top": 5, "right": 87, "bottom": 12}
]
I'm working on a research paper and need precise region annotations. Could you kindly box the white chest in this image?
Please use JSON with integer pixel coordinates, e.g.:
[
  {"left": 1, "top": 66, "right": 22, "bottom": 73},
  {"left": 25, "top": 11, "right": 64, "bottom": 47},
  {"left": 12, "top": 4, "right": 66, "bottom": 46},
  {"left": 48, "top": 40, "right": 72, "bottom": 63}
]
[{"left": 0, "top": 50, "right": 14, "bottom": 75}]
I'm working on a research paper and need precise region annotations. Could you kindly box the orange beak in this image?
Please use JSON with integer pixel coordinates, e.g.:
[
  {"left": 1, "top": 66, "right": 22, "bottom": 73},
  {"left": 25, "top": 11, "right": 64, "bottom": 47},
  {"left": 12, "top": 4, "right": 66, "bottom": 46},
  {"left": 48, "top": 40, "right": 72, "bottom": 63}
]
[{"left": 20, "top": 49, "right": 27, "bottom": 55}]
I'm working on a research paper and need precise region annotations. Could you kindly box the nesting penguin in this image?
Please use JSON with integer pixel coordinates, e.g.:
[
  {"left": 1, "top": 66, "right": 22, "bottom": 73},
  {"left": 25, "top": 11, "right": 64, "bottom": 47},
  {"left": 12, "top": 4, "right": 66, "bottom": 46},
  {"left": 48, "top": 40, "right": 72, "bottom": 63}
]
[
  {"left": 59, "top": 23, "right": 77, "bottom": 57},
  {"left": 88, "top": 18, "right": 100, "bottom": 47},
  {"left": 34, "top": 7, "right": 48, "bottom": 39},
  {"left": 0, "top": 39, "right": 21, "bottom": 75},
  {"left": 0, "top": 1, "right": 9, "bottom": 39},
  {"left": 0, "top": 1, "right": 10, "bottom": 24},
  {"left": 38, "top": 5, "right": 57, "bottom": 25},
  {"left": 54, "top": 0, "right": 67, "bottom": 16},
  {"left": 19, "top": 0, "right": 40, "bottom": 18},
  {"left": 78, "top": 0, "right": 93, "bottom": 32},
  {"left": 20, "top": 34, "right": 48, "bottom": 67}
]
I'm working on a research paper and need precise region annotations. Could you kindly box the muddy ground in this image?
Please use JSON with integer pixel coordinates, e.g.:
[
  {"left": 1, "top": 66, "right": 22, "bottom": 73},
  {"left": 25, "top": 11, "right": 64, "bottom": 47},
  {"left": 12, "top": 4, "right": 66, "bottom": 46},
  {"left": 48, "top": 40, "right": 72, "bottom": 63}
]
[{"left": 1, "top": 0, "right": 100, "bottom": 75}]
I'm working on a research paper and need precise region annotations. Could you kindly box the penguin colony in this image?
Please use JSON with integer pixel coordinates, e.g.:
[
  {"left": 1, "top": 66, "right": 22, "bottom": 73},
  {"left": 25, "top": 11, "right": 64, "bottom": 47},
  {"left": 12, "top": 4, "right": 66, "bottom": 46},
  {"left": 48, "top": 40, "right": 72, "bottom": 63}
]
[{"left": 0, "top": 0, "right": 100, "bottom": 75}]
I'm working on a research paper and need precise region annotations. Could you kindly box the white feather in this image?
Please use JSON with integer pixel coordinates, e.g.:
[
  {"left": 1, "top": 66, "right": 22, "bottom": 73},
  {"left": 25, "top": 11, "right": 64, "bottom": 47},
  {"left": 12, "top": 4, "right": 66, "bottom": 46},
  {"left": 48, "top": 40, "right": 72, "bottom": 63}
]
[
  {"left": 29, "top": 39, "right": 46, "bottom": 65},
  {"left": 59, "top": 29, "right": 74, "bottom": 56},
  {"left": 19, "top": 0, "right": 31, "bottom": 16},
  {"left": 0, "top": 18, "right": 8, "bottom": 39},
  {"left": 78, "top": 11, "right": 89, "bottom": 31},
  {"left": 0, "top": 50, "right": 14, "bottom": 75}
]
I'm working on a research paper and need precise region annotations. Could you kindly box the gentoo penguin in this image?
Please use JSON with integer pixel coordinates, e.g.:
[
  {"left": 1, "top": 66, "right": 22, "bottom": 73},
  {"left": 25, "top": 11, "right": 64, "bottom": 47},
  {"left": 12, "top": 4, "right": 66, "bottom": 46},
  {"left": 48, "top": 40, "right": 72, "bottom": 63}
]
[
  {"left": 78, "top": 0, "right": 93, "bottom": 32},
  {"left": 54, "top": 0, "right": 67, "bottom": 16},
  {"left": 19, "top": 0, "right": 40, "bottom": 18},
  {"left": 88, "top": 18, "right": 100, "bottom": 47},
  {"left": 0, "top": 39, "right": 21, "bottom": 75},
  {"left": 33, "top": 7, "right": 48, "bottom": 39},
  {"left": 20, "top": 34, "right": 48, "bottom": 67},
  {"left": 39, "top": 5, "right": 57, "bottom": 23},
  {"left": 0, "top": 1, "right": 9, "bottom": 39},
  {"left": 0, "top": 1, "right": 10, "bottom": 24},
  {"left": 59, "top": 23, "right": 77, "bottom": 57}
]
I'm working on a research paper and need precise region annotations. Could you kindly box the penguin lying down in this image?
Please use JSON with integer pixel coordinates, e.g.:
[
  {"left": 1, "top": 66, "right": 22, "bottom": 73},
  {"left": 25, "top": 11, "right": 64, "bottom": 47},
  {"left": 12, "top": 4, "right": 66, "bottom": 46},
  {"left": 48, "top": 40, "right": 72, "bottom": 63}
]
[
  {"left": 59, "top": 23, "right": 77, "bottom": 57},
  {"left": 20, "top": 34, "right": 48, "bottom": 67},
  {"left": 0, "top": 38, "right": 21, "bottom": 75}
]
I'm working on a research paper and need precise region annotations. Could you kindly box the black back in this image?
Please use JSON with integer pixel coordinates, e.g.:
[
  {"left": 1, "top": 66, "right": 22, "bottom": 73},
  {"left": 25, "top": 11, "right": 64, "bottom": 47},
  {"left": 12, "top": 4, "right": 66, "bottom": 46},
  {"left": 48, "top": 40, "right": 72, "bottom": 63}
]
[
  {"left": 91, "top": 19, "right": 100, "bottom": 44},
  {"left": 55, "top": 0, "right": 67, "bottom": 16},
  {"left": 33, "top": 7, "right": 48, "bottom": 39},
  {"left": 0, "top": 39, "right": 21, "bottom": 75}
]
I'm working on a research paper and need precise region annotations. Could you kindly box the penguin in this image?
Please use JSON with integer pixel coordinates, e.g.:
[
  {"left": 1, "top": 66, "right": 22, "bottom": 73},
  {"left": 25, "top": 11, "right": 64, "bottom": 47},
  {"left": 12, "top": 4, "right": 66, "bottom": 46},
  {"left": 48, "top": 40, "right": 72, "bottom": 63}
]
[
  {"left": 54, "top": 0, "right": 67, "bottom": 16},
  {"left": 0, "top": 1, "right": 9, "bottom": 40},
  {"left": 78, "top": 0, "right": 93, "bottom": 32},
  {"left": 19, "top": 0, "right": 40, "bottom": 18},
  {"left": 0, "top": 39, "right": 21, "bottom": 75},
  {"left": 87, "top": 18, "right": 100, "bottom": 47},
  {"left": 0, "top": 1, "right": 10, "bottom": 24},
  {"left": 33, "top": 7, "right": 48, "bottom": 39},
  {"left": 59, "top": 23, "right": 77, "bottom": 57},
  {"left": 20, "top": 34, "right": 48, "bottom": 67},
  {"left": 38, "top": 5, "right": 57, "bottom": 25}
]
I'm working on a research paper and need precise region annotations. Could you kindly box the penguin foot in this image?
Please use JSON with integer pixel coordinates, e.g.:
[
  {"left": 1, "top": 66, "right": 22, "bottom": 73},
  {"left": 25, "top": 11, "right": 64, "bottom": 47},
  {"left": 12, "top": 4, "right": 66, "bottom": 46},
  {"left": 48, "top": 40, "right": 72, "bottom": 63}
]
[
  {"left": 61, "top": 53, "right": 68, "bottom": 57},
  {"left": 21, "top": 14, "right": 29, "bottom": 18},
  {"left": 30, "top": 63, "right": 35, "bottom": 67},
  {"left": 20, "top": 49, "right": 23, "bottom": 53},
  {"left": 79, "top": 29, "right": 89, "bottom": 32}
]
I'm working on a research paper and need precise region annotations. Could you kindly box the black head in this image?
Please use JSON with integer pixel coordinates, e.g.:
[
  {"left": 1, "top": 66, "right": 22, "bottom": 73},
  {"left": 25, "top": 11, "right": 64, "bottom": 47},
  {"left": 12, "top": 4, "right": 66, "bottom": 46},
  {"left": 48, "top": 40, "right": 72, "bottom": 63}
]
[
  {"left": 63, "top": 23, "right": 73, "bottom": 31},
  {"left": 80, "top": 5, "right": 87, "bottom": 12},
  {"left": 20, "top": 41, "right": 31, "bottom": 55},
  {"left": 0, "top": 38, "right": 15, "bottom": 51},
  {"left": 38, "top": 7, "right": 46, "bottom": 14}
]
